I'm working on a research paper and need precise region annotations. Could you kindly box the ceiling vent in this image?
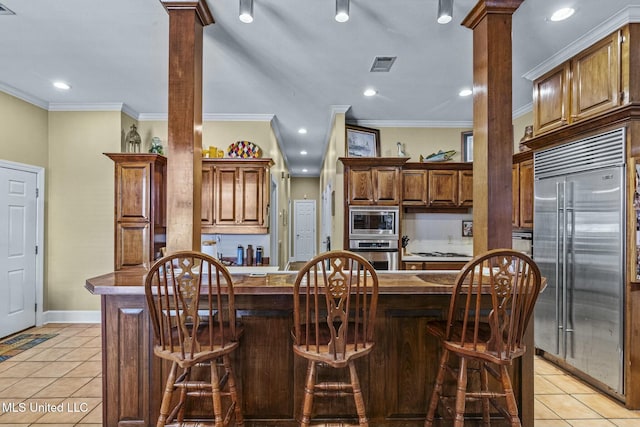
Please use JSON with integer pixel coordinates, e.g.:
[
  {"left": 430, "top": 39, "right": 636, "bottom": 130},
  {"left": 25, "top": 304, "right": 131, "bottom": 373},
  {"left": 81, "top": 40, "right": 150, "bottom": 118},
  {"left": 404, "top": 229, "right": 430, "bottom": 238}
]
[
  {"left": 370, "top": 56, "right": 396, "bottom": 72},
  {"left": 0, "top": 3, "right": 15, "bottom": 15}
]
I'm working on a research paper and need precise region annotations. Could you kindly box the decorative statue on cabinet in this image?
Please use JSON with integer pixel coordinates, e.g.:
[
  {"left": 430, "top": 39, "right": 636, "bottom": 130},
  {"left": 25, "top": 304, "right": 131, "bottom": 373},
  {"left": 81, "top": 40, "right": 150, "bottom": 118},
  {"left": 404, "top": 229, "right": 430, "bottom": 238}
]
[
  {"left": 397, "top": 141, "right": 407, "bottom": 157},
  {"left": 125, "top": 124, "right": 142, "bottom": 153}
]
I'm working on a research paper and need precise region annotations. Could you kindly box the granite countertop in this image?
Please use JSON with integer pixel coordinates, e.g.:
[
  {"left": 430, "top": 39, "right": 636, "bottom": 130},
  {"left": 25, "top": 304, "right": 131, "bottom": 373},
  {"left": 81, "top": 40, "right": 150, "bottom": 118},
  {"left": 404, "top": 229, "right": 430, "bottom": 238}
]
[
  {"left": 85, "top": 268, "right": 461, "bottom": 296},
  {"left": 402, "top": 253, "right": 472, "bottom": 262}
]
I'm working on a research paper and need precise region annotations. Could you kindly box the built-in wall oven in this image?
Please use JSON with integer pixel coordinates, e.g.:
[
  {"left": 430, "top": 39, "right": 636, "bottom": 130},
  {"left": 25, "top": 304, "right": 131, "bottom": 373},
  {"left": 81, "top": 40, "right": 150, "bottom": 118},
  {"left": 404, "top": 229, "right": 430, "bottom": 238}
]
[{"left": 348, "top": 206, "right": 399, "bottom": 270}]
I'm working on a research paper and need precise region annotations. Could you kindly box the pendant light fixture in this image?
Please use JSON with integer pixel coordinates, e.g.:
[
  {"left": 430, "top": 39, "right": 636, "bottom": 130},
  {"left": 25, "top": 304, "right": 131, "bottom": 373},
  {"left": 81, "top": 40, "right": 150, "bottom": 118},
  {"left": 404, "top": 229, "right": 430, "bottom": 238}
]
[
  {"left": 239, "top": 0, "right": 253, "bottom": 23},
  {"left": 437, "top": 0, "right": 453, "bottom": 24},
  {"left": 335, "top": 0, "right": 349, "bottom": 23}
]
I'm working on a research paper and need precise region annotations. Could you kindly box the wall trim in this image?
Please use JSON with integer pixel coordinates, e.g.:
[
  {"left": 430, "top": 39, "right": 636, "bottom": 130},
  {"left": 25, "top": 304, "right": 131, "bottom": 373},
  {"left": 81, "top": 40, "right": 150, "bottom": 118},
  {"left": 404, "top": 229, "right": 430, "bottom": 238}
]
[
  {"left": 353, "top": 119, "right": 473, "bottom": 128},
  {"left": 0, "top": 82, "right": 48, "bottom": 109},
  {"left": 43, "top": 310, "right": 101, "bottom": 324}
]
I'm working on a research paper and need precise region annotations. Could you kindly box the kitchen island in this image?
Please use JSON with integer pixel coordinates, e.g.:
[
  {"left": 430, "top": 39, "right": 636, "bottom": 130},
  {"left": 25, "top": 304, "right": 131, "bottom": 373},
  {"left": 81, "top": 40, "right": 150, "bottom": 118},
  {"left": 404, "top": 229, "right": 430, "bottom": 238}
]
[{"left": 86, "top": 269, "right": 534, "bottom": 427}]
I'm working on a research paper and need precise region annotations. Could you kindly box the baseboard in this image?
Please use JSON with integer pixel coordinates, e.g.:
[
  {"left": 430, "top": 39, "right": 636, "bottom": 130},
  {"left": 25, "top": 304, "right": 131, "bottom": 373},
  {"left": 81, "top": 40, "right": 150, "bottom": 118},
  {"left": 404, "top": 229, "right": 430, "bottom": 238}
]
[{"left": 42, "top": 310, "right": 101, "bottom": 324}]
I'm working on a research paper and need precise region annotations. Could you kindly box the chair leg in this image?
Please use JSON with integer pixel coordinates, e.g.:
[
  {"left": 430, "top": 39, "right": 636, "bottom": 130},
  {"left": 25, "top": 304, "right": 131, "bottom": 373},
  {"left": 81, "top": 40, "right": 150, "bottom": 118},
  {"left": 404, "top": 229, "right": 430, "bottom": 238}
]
[
  {"left": 210, "top": 358, "right": 224, "bottom": 427},
  {"left": 425, "top": 349, "right": 450, "bottom": 427},
  {"left": 300, "top": 360, "right": 316, "bottom": 427},
  {"left": 157, "top": 361, "right": 178, "bottom": 427},
  {"left": 348, "top": 360, "right": 369, "bottom": 427},
  {"left": 453, "top": 357, "right": 468, "bottom": 427},
  {"left": 480, "top": 362, "right": 491, "bottom": 427},
  {"left": 222, "top": 354, "right": 244, "bottom": 427},
  {"left": 500, "top": 365, "right": 521, "bottom": 427},
  {"left": 176, "top": 367, "right": 190, "bottom": 424}
]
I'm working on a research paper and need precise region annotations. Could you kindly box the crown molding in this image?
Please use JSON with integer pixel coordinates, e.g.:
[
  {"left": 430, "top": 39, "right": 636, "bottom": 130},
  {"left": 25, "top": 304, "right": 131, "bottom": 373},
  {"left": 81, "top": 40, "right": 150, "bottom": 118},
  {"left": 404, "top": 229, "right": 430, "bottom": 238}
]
[
  {"left": 523, "top": 5, "right": 640, "bottom": 81},
  {"left": 0, "top": 82, "right": 48, "bottom": 109},
  {"left": 203, "top": 113, "right": 275, "bottom": 121},
  {"left": 354, "top": 119, "right": 473, "bottom": 128},
  {"left": 513, "top": 102, "right": 533, "bottom": 118},
  {"left": 138, "top": 113, "right": 168, "bottom": 121},
  {"left": 48, "top": 102, "right": 126, "bottom": 112}
]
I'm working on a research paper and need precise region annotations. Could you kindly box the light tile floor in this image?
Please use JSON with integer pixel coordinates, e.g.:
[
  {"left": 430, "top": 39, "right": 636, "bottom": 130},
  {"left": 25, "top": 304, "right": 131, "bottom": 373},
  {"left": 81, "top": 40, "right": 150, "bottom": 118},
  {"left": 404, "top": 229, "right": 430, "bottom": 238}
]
[{"left": 0, "top": 323, "right": 638, "bottom": 426}]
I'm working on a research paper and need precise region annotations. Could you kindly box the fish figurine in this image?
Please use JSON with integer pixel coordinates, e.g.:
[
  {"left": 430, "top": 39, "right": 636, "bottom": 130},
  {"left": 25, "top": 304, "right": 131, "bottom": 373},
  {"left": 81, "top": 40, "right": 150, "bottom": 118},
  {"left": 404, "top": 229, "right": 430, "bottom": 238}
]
[{"left": 421, "top": 149, "right": 456, "bottom": 162}]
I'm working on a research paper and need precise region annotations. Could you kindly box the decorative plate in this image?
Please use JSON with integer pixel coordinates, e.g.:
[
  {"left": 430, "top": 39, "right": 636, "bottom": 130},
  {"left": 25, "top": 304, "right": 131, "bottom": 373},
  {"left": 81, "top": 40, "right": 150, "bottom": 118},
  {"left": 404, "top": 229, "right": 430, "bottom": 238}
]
[{"left": 227, "top": 141, "right": 261, "bottom": 158}]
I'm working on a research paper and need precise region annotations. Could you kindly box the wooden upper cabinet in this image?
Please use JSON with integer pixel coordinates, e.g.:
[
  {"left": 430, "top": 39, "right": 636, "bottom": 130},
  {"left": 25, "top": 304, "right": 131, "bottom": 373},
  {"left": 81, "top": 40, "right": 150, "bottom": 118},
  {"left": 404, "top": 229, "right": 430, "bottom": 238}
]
[
  {"left": 458, "top": 170, "right": 473, "bottom": 207},
  {"left": 402, "top": 170, "right": 428, "bottom": 206},
  {"left": 341, "top": 157, "right": 408, "bottom": 206},
  {"left": 512, "top": 152, "right": 534, "bottom": 229},
  {"left": 348, "top": 168, "right": 375, "bottom": 204},
  {"left": 571, "top": 32, "right": 620, "bottom": 123},
  {"left": 532, "top": 28, "right": 625, "bottom": 137},
  {"left": 204, "top": 158, "right": 272, "bottom": 234},
  {"left": 428, "top": 169, "right": 458, "bottom": 206},
  {"left": 106, "top": 153, "right": 166, "bottom": 270},
  {"left": 533, "top": 63, "right": 571, "bottom": 135}
]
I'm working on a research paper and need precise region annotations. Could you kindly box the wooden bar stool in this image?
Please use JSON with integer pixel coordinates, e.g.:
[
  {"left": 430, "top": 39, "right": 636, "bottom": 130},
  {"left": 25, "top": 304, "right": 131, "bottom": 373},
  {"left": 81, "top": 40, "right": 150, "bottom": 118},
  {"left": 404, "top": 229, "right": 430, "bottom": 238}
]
[
  {"left": 424, "top": 249, "right": 542, "bottom": 427},
  {"left": 145, "top": 251, "right": 244, "bottom": 427},
  {"left": 291, "top": 250, "right": 379, "bottom": 427}
]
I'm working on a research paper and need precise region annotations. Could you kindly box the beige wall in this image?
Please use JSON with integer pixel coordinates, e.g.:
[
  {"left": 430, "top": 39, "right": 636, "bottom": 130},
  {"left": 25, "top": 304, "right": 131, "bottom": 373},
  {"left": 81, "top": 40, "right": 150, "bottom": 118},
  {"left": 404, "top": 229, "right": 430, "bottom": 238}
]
[
  {"left": 0, "top": 92, "right": 48, "bottom": 167},
  {"left": 513, "top": 111, "right": 534, "bottom": 151},
  {"left": 319, "top": 112, "right": 346, "bottom": 250},
  {"left": 47, "top": 111, "right": 121, "bottom": 311},
  {"left": 378, "top": 127, "right": 472, "bottom": 162}
]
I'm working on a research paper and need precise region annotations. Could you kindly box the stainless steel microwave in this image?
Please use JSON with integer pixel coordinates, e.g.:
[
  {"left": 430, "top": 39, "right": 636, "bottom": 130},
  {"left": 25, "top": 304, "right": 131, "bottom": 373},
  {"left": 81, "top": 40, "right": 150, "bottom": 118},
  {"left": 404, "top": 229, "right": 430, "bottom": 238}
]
[{"left": 348, "top": 206, "right": 399, "bottom": 239}]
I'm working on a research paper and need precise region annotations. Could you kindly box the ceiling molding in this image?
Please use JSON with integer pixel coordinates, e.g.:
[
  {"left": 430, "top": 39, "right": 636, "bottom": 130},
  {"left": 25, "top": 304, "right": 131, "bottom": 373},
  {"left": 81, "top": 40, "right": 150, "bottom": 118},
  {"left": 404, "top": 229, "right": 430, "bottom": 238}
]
[
  {"left": 121, "top": 104, "right": 139, "bottom": 120},
  {"left": 513, "top": 102, "right": 533, "bottom": 119},
  {"left": 354, "top": 119, "right": 473, "bottom": 128},
  {"left": 523, "top": 5, "right": 640, "bottom": 81},
  {"left": 48, "top": 102, "right": 127, "bottom": 112},
  {"left": 203, "top": 113, "right": 275, "bottom": 121},
  {"left": 0, "top": 82, "right": 48, "bottom": 110},
  {"left": 138, "top": 113, "right": 167, "bottom": 121},
  {"left": 269, "top": 115, "right": 290, "bottom": 172}
]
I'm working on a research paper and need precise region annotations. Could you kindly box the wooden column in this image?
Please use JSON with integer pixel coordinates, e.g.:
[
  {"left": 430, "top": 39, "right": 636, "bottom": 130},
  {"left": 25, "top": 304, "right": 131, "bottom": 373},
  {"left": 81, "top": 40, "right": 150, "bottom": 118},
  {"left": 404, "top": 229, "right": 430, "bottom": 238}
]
[
  {"left": 462, "top": 2, "right": 533, "bottom": 427},
  {"left": 462, "top": 0, "right": 522, "bottom": 255},
  {"left": 160, "top": 0, "right": 214, "bottom": 253}
]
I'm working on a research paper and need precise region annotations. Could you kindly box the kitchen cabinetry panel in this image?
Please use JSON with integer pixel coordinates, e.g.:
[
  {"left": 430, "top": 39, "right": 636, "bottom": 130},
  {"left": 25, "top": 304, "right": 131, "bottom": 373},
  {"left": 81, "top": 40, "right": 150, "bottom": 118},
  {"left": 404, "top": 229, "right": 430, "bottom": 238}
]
[
  {"left": 340, "top": 157, "right": 408, "bottom": 207},
  {"left": 533, "top": 63, "right": 570, "bottom": 135},
  {"left": 458, "top": 170, "right": 473, "bottom": 207},
  {"left": 204, "top": 158, "right": 272, "bottom": 234},
  {"left": 428, "top": 170, "right": 458, "bottom": 206},
  {"left": 512, "top": 152, "right": 534, "bottom": 229},
  {"left": 347, "top": 168, "right": 375, "bottom": 204},
  {"left": 402, "top": 170, "right": 428, "bottom": 205},
  {"left": 403, "top": 260, "right": 467, "bottom": 271},
  {"left": 107, "top": 153, "right": 166, "bottom": 270},
  {"left": 571, "top": 33, "right": 620, "bottom": 123},
  {"left": 374, "top": 167, "right": 400, "bottom": 204}
]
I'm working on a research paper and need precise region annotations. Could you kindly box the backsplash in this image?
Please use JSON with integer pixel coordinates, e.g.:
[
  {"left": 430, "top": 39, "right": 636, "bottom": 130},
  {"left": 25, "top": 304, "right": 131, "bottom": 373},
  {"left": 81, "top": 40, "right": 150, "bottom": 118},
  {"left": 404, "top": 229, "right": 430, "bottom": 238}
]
[
  {"left": 202, "top": 234, "right": 271, "bottom": 262},
  {"left": 402, "top": 212, "right": 473, "bottom": 255}
]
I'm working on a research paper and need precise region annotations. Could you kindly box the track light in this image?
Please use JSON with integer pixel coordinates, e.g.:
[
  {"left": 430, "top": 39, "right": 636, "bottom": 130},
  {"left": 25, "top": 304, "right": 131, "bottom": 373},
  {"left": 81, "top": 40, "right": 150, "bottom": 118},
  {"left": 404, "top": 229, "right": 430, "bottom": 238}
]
[
  {"left": 239, "top": 0, "right": 253, "bottom": 23},
  {"left": 437, "top": 0, "right": 453, "bottom": 24},
  {"left": 335, "top": 0, "right": 349, "bottom": 23}
]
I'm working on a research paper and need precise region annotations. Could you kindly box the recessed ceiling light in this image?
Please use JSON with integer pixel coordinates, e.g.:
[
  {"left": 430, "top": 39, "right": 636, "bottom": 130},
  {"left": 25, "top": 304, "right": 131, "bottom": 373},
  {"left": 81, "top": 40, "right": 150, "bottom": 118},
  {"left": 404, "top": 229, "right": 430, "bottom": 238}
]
[
  {"left": 459, "top": 88, "right": 472, "bottom": 97},
  {"left": 302, "top": 168, "right": 308, "bottom": 173},
  {"left": 53, "top": 81, "right": 71, "bottom": 90},
  {"left": 550, "top": 7, "right": 575, "bottom": 22},
  {"left": 363, "top": 88, "right": 377, "bottom": 97},
  {"left": 298, "top": 128, "right": 307, "bottom": 134},
  {"left": 300, "top": 150, "right": 308, "bottom": 155}
]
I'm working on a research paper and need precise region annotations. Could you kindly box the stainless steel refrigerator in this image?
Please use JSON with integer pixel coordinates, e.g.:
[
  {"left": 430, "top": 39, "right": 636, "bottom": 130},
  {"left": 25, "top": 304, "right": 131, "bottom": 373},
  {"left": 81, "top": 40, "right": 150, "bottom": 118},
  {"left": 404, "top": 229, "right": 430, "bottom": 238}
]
[{"left": 533, "top": 128, "right": 625, "bottom": 395}]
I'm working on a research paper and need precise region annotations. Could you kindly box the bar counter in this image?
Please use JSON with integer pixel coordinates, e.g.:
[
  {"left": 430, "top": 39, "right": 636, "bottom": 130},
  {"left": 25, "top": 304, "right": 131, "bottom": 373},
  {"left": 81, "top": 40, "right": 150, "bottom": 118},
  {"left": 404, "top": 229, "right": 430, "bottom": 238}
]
[{"left": 86, "top": 268, "right": 533, "bottom": 427}]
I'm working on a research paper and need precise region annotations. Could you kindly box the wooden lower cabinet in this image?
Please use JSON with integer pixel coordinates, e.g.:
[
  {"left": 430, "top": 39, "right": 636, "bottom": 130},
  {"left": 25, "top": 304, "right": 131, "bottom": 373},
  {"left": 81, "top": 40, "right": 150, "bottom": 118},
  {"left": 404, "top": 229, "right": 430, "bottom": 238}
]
[
  {"left": 403, "top": 261, "right": 467, "bottom": 270},
  {"left": 101, "top": 292, "right": 526, "bottom": 427}
]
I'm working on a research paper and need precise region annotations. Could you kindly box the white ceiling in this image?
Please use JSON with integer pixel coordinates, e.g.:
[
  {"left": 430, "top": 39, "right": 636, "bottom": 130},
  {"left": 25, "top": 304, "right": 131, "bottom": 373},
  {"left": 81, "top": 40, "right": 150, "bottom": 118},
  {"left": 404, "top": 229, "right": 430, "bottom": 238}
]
[{"left": 0, "top": 0, "right": 637, "bottom": 175}]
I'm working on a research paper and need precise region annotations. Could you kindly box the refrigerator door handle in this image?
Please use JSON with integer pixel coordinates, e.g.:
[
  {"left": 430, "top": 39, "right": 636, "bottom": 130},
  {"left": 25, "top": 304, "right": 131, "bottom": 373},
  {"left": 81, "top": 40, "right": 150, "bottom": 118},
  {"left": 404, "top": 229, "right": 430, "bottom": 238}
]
[
  {"left": 562, "top": 181, "right": 573, "bottom": 359},
  {"left": 555, "top": 181, "right": 562, "bottom": 355}
]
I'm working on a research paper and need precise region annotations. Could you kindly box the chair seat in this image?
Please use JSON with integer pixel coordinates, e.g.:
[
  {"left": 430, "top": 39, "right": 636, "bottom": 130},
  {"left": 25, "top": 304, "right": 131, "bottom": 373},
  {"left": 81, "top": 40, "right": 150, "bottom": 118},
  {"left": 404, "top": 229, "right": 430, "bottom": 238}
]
[{"left": 292, "top": 323, "right": 373, "bottom": 367}]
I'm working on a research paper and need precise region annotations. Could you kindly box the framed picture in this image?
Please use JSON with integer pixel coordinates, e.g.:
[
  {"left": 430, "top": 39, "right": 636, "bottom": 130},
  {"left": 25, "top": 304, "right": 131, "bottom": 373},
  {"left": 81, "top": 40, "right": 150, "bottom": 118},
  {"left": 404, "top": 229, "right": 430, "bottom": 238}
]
[
  {"left": 346, "top": 124, "right": 380, "bottom": 157},
  {"left": 461, "top": 131, "right": 473, "bottom": 162},
  {"left": 462, "top": 220, "right": 473, "bottom": 237}
]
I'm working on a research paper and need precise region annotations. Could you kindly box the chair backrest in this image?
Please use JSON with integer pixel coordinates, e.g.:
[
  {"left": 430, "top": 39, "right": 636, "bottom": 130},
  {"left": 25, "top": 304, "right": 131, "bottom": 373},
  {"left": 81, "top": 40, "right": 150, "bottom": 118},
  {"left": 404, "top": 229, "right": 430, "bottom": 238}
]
[
  {"left": 144, "top": 251, "right": 238, "bottom": 360},
  {"left": 293, "top": 250, "right": 379, "bottom": 360},
  {"left": 445, "top": 249, "right": 542, "bottom": 361}
]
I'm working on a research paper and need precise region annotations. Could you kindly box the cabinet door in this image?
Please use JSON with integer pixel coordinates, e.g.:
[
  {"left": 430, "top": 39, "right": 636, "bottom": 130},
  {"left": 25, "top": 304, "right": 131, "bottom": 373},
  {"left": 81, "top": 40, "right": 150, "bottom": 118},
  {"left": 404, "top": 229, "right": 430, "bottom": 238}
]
[
  {"left": 403, "top": 262, "right": 424, "bottom": 271},
  {"left": 374, "top": 167, "right": 399, "bottom": 204},
  {"left": 238, "top": 166, "right": 265, "bottom": 226},
  {"left": 428, "top": 170, "right": 458, "bottom": 206},
  {"left": 571, "top": 33, "right": 620, "bottom": 123},
  {"left": 512, "top": 163, "right": 520, "bottom": 227},
  {"left": 116, "top": 162, "right": 151, "bottom": 222},
  {"left": 348, "top": 168, "right": 375, "bottom": 204},
  {"left": 533, "top": 63, "right": 570, "bottom": 135},
  {"left": 402, "top": 170, "right": 428, "bottom": 206},
  {"left": 518, "top": 159, "right": 534, "bottom": 228},
  {"left": 201, "top": 164, "right": 215, "bottom": 226},
  {"left": 115, "top": 222, "right": 151, "bottom": 269},
  {"left": 458, "top": 170, "right": 473, "bottom": 207},
  {"left": 215, "top": 167, "right": 238, "bottom": 225}
]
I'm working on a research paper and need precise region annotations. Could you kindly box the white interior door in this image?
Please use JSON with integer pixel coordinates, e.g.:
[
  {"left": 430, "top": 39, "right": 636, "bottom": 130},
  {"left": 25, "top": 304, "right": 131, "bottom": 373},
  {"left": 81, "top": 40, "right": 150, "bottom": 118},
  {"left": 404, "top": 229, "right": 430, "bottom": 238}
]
[
  {"left": 293, "top": 200, "right": 316, "bottom": 261},
  {"left": 0, "top": 165, "right": 38, "bottom": 338}
]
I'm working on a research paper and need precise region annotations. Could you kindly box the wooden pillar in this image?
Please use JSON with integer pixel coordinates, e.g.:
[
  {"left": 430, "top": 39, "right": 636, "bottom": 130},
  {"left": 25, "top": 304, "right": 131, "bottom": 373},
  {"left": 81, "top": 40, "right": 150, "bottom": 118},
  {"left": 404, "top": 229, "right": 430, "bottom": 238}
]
[
  {"left": 160, "top": 1, "right": 214, "bottom": 253},
  {"left": 463, "top": 2, "right": 531, "bottom": 426},
  {"left": 462, "top": 0, "right": 522, "bottom": 255}
]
